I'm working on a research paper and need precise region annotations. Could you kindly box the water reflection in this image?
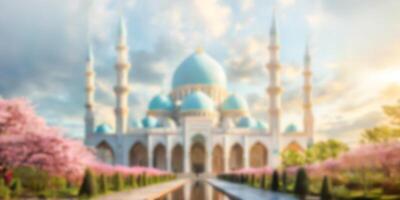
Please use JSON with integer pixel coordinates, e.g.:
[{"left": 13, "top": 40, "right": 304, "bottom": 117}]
[{"left": 158, "top": 180, "right": 229, "bottom": 200}]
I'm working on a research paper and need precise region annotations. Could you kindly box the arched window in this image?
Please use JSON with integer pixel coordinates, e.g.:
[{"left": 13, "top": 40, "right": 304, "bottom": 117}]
[
  {"left": 172, "top": 144, "right": 183, "bottom": 173},
  {"left": 212, "top": 145, "right": 224, "bottom": 173},
  {"left": 153, "top": 144, "right": 167, "bottom": 170},
  {"left": 250, "top": 142, "right": 268, "bottom": 168},
  {"left": 129, "top": 143, "right": 148, "bottom": 166},
  {"left": 229, "top": 143, "right": 243, "bottom": 170}
]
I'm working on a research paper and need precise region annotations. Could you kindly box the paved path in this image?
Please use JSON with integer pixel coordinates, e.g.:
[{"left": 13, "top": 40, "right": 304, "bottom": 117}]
[
  {"left": 207, "top": 179, "right": 298, "bottom": 200},
  {"left": 96, "top": 179, "right": 188, "bottom": 200}
]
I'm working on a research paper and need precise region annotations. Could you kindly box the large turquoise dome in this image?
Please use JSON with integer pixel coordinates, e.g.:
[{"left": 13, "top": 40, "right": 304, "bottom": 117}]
[
  {"left": 222, "top": 94, "right": 249, "bottom": 111},
  {"left": 181, "top": 91, "right": 215, "bottom": 111},
  {"left": 148, "top": 94, "right": 173, "bottom": 112},
  {"left": 172, "top": 50, "right": 227, "bottom": 89}
]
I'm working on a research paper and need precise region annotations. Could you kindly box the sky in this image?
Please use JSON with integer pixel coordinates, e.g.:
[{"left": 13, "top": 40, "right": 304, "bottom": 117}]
[{"left": 1, "top": 0, "right": 400, "bottom": 146}]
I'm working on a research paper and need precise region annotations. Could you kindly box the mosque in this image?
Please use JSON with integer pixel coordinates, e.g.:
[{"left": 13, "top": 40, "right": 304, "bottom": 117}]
[{"left": 84, "top": 15, "right": 314, "bottom": 175}]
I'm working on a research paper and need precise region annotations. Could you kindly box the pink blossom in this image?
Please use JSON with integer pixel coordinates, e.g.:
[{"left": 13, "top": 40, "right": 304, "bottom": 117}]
[{"left": 0, "top": 98, "right": 170, "bottom": 182}]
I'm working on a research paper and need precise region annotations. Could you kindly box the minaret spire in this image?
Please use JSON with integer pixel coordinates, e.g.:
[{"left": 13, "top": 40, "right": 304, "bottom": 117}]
[
  {"left": 114, "top": 17, "right": 131, "bottom": 134},
  {"left": 303, "top": 43, "right": 314, "bottom": 143},
  {"left": 85, "top": 45, "right": 96, "bottom": 135},
  {"left": 267, "top": 11, "right": 282, "bottom": 167}
]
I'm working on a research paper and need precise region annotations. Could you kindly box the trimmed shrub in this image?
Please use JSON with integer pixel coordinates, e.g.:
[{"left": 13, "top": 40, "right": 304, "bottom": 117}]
[
  {"left": 112, "top": 173, "right": 124, "bottom": 191},
  {"left": 320, "top": 176, "right": 332, "bottom": 200},
  {"left": 130, "top": 175, "right": 138, "bottom": 188},
  {"left": 79, "top": 169, "right": 97, "bottom": 197},
  {"left": 0, "top": 179, "right": 10, "bottom": 200},
  {"left": 239, "top": 175, "right": 245, "bottom": 184},
  {"left": 142, "top": 173, "right": 148, "bottom": 186},
  {"left": 259, "top": 174, "right": 266, "bottom": 189},
  {"left": 271, "top": 170, "right": 280, "bottom": 192},
  {"left": 48, "top": 176, "right": 66, "bottom": 190},
  {"left": 98, "top": 174, "right": 108, "bottom": 194},
  {"left": 10, "top": 179, "right": 22, "bottom": 196},
  {"left": 251, "top": 175, "right": 257, "bottom": 187},
  {"left": 13, "top": 166, "right": 48, "bottom": 192},
  {"left": 282, "top": 170, "right": 287, "bottom": 192},
  {"left": 247, "top": 175, "right": 253, "bottom": 186},
  {"left": 294, "top": 167, "right": 308, "bottom": 199}
]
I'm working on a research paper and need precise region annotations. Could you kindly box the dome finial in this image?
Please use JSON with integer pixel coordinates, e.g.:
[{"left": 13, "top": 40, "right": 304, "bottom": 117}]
[
  {"left": 270, "top": 8, "right": 278, "bottom": 36},
  {"left": 196, "top": 47, "right": 204, "bottom": 54},
  {"left": 118, "top": 16, "right": 128, "bottom": 45},
  {"left": 87, "top": 44, "right": 94, "bottom": 62}
]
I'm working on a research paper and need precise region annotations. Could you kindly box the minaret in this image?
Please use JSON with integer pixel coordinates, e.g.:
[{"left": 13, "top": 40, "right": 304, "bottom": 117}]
[
  {"left": 267, "top": 12, "right": 282, "bottom": 167},
  {"left": 303, "top": 44, "right": 314, "bottom": 141},
  {"left": 85, "top": 46, "right": 96, "bottom": 135},
  {"left": 114, "top": 17, "right": 131, "bottom": 134}
]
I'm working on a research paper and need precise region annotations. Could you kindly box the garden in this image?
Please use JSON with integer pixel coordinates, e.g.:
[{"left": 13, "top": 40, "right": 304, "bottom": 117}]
[
  {"left": 220, "top": 140, "right": 400, "bottom": 199},
  {"left": 219, "top": 101, "right": 400, "bottom": 200},
  {"left": 0, "top": 98, "right": 174, "bottom": 199}
]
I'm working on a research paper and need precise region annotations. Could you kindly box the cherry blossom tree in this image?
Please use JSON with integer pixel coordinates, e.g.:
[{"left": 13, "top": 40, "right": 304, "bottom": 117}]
[{"left": 0, "top": 98, "right": 170, "bottom": 182}]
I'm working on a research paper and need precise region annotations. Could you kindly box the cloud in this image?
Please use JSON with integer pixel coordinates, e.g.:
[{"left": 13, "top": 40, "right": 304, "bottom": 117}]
[
  {"left": 279, "top": 0, "right": 296, "bottom": 8},
  {"left": 224, "top": 36, "right": 268, "bottom": 83},
  {"left": 240, "top": 0, "right": 254, "bottom": 12}
]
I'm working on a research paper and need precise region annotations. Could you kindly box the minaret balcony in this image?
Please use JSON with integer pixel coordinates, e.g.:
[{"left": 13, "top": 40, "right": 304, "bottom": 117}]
[
  {"left": 303, "top": 71, "right": 312, "bottom": 76},
  {"left": 85, "top": 103, "right": 93, "bottom": 109},
  {"left": 303, "top": 103, "right": 312, "bottom": 109},
  {"left": 114, "top": 107, "right": 129, "bottom": 115},
  {"left": 85, "top": 71, "right": 94, "bottom": 76},
  {"left": 304, "top": 85, "right": 312, "bottom": 91},
  {"left": 269, "top": 108, "right": 281, "bottom": 115},
  {"left": 268, "top": 45, "right": 280, "bottom": 51},
  {"left": 116, "top": 45, "right": 128, "bottom": 51},
  {"left": 267, "top": 62, "right": 281, "bottom": 70},
  {"left": 113, "top": 85, "right": 130, "bottom": 94},
  {"left": 267, "top": 86, "right": 282, "bottom": 94},
  {"left": 115, "top": 62, "right": 131, "bottom": 70},
  {"left": 85, "top": 86, "right": 94, "bottom": 92}
]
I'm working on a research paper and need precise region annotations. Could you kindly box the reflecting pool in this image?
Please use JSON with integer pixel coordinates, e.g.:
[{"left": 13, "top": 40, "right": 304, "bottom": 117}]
[{"left": 157, "top": 180, "right": 231, "bottom": 200}]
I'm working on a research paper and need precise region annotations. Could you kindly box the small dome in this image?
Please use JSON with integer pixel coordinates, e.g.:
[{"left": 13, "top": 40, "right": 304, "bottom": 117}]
[
  {"left": 172, "top": 51, "right": 227, "bottom": 89},
  {"left": 256, "top": 121, "right": 268, "bottom": 130},
  {"left": 142, "top": 116, "right": 159, "bottom": 128},
  {"left": 95, "top": 124, "right": 113, "bottom": 134},
  {"left": 222, "top": 94, "right": 249, "bottom": 111},
  {"left": 148, "top": 94, "right": 174, "bottom": 112},
  {"left": 285, "top": 124, "right": 298, "bottom": 133},
  {"left": 157, "top": 118, "right": 176, "bottom": 128},
  {"left": 131, "top": 119, "right": 142, "bottom": 128},
  {"left": 180, "top": 91, "right": 215, "bottom": 112},
  {"left": 237, "top": 116, "right": 257, "bottom": 128}
]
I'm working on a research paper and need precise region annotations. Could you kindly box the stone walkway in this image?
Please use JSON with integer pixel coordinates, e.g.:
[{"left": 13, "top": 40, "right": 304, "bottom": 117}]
[
  {"left": 96, "top": 179, "right": 188, "bottom": 200},
  {"left": 208, "top": 179, "right": 298, "bottom": 200}
]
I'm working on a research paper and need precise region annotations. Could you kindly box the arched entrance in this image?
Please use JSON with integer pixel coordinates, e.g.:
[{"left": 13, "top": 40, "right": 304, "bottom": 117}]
[
  {"left": 129, "top": 143, "right": 148, "bottom": 166},
  {"left": 229, "top": 143, "right": 243, "bottom": 170},
  {"left": 153, "top": 144, "right": 166, "bottom": 170},
  {"left": 172, "top": 144, "right": 183, "bottom": 173},
  {"left": 250, "top": 142, "right": 268, "bottom": 168},
  {"left": 96, "top": 141, "right": 115, "bottom": 165},
  {"left": 190, "top": 134, "right": 206, "bottom": 174},
  {"left": 212, "top": 145, "right": 224, "bottom": 173}
]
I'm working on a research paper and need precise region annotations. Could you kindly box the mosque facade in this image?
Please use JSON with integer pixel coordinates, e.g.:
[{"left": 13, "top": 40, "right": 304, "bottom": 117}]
[{"left": 84, "top": 16, "right": 314, "bottom": 175}]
